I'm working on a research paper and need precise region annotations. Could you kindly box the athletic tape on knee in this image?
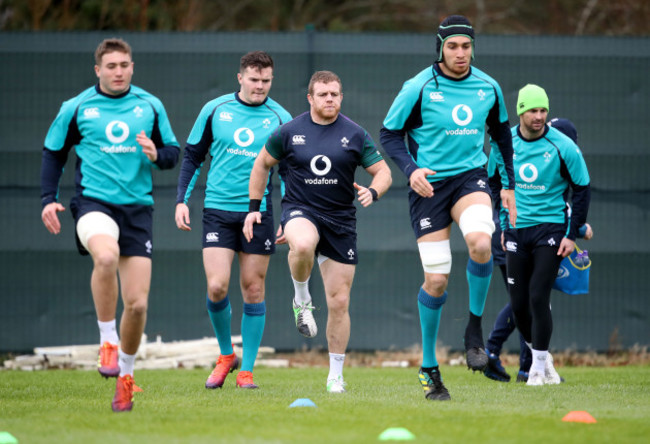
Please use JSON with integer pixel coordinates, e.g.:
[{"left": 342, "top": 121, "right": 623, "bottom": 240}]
[
  {"left": 458, "top": 204, "right": 495, "bottom": 237},
  {"left": 417, "top": 240, "right": 452, "bottom": 274},
  {"left": 76, "top": 211, "right": 119, "bottom": 250}
]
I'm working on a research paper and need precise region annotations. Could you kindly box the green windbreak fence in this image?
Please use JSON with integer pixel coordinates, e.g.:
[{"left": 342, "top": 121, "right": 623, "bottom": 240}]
[{"left": 1, "top": 32, "right": 648, "bottom": 352}]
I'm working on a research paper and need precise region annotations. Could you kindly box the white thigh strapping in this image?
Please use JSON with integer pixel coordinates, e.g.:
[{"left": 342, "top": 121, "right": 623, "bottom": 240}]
[
  {"left": 417, "top": 240, "right": 452, "bottom": 274},
  {"left": 458, "top": 204, "right": 495, "bottom": 237},
  {"left": 317, "top": 253, "right": 329, "bottom": 266},
  {"left": 76, "top": 211, "right": 119, "bottom": 250}
]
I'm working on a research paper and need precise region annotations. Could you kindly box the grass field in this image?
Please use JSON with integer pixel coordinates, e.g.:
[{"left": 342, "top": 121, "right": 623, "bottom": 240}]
[{"left": 1, "top": 365, "right": 649, "bottom": 443}]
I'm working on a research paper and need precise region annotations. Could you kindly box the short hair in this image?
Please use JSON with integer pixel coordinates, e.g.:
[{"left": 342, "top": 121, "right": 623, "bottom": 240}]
[
  {"left": 308, "top": 71, "right": 342, "bottom": 96},
  {"left": 94, "top": 38, "right": 132, "bottom": 66},
  {"left": 240, "top": 51, "right": 274, "bottom": 73}
]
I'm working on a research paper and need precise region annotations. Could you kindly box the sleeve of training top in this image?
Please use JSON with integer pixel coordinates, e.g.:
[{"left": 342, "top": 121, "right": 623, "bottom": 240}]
[
  {"left": 379, "top": 78, "right": 422, "bottom": 179},
  {"left": 149, "top": 100, "right": 180, "bottom": 170},
  {"left": 264, "top": 126, "right": 287, "bottom": 161},
  {"left": 176, "top": 104, "right": 215, "bottom": 204},
  {"left": 559, "top": 143, "right": 591, "bottom": 240},
  {"left": 487, "top": 145, "right": 509, "bottom": 231},
  {"left": 485, "top": 89, "right": 515, "bottom": 189},
  {"left": 360, "top": 130, "right": 383, "bottom": 168},
  {"left": 40, "top": 99, "right": 82, "bottom": 207}
]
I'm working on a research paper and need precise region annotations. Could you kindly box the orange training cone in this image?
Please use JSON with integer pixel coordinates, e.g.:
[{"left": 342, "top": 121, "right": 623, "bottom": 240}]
[{"left": 562, "top": 411, "right": 597, "bottom": 423}]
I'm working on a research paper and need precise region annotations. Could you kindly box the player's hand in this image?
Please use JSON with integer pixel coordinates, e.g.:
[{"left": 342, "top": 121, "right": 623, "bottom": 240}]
[
  {"left": 137, "top": 130, "right": 158, "bottom": 162},
  {"left": 353, "top": 182, "right": 374, "bottom": 207},
  {"left": 243, "top": 211, "right": 262, "bottom": 242},
  {"left": 409, "top": 168, "right": 435, "bottom": 198},
  {"left": 275, "top": 224, "right": 286, "bottom": 245},
  {"left": 41, "top": 202, "right": 65, "bottom": 234},
  {"left": 500, "top": 189, "right": 517, "bottom": 228},
  {"left": 582, "top": 223, "right": 594, "bottom": 240},
  {"left": 557, "top": 237, "right": 575, "bottom": 258},
  {"left": 175, "top": 203, "right": 191, "bottom": 231}
]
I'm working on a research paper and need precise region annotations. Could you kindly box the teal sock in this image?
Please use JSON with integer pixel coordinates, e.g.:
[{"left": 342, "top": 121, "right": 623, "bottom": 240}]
[
  {"left": 241, "top": 301, "right": 266, "bottom": 372},
  {"left": 418, "top": 288, "right": 447, "bottom": 368},
  {"left": 206, "top": 295, "right": 233, "bottom": 356},
  {"left": 467, "top": 257, "right": 493, "bottom": 317}
]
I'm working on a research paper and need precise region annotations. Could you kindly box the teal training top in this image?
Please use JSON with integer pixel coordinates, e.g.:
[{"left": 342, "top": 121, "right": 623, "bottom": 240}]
[
  {"left": 41, "top": 84, "right": 180, "bottom": 207},
  {"left": 380, "top": 63, "right": 514, "bottom": 185},
  {"left": 490, "top": 125, "right": 590, "bottom": 232},
  {"left": 176, "top": 93, "right": 292, "bottom": 212}
]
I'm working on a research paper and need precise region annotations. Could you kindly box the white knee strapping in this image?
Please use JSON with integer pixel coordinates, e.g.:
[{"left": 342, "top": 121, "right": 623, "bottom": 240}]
[
  {"left": 417, "top": 240, "right": 452, "bottom": 274},
  {"left": 76, "top": 211, "right": 119, "bottom": 250},
  {"left": 458, "top": 204, "right": 495, "bottom": 237}
]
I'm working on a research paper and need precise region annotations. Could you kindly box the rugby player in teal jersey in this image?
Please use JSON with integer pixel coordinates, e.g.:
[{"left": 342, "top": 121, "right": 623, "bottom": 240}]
[
  {"left": 380, "top": 15, "right": 516, "bottom": 401},
  {"left": 490, "top": 85, "right": 591, "bottom": 386},
  {"left": 175, "top": 51, "right": 292, "bottom": 390},
  {"left": 40, "top": 38, "right": 180, "bottom": 412}
]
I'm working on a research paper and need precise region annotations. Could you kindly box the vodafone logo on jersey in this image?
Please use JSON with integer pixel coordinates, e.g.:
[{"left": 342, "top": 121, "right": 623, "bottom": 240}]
[
  {"left": 101, "top": 120, "right": 137, "bottom": 153},
  {"left": 106, "top": 120, "right": 129, "bottom": 144},
  {"left": 305, "top": 155, "right": 338, "bottom": 185},
  {"left": 452, "top": 104, "right": 473, "bottom": 126},
  {"left": 516, "top": 163, "right": 546, "bottom": 191},
  {"left": 445, "top": 104, "right": 479, "bottom": 136},
  {"left": 310, "top": 155, "right": 332, "bottom": 176},
  {"left": 233, "top": 127, "right": 254, "bottom": 147},
  {"left": 518, "top": 163, "right": 538, "bottom": 183}
]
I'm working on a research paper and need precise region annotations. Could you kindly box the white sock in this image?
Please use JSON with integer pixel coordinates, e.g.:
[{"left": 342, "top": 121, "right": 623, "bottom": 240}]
[
  {"left": 531, "top": 349, "right": 548, "bottom": 375},
  {"left": 98, "top": 319, "right": 119, "bottom": 345},
  {"left": 118, "top": 350, "right": 136, "bottom": 377},
  {"left": 292, "top": 276, "right": 312, "bottom": 305},
  {"left": 328, "top": 353, "right": 345, "bottom": 380}
]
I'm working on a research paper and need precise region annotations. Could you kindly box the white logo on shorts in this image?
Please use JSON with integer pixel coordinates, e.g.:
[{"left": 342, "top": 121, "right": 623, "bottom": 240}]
[
  {"left": 289, "top": 210, "right": 303, "bottom": 217},
  {"left": 206, "top": 232, "right": 219, "bottom": 242},
  {"left": 419, "top": 218, "right": 432, "bottom": 230},
  {"left": 547, "top": 237, "right": 556, "bottom": 246},
  {"left": 507, "top": 277, "right": 515, "bottom": 285},
  {"left": 347, "top": 249, "right": 355, "bottom": 260},
  {"left": 477, "top": 179, "right": 486, "bottom": 189},
  {"left": 505, "top": 241, "right": 517, "bottom": 252},
  {"left": 265, "top": 239, "right": 272, "bottom": 250},
  {"left": 145, "top": 240, "right": 152, "bottom": 254}
]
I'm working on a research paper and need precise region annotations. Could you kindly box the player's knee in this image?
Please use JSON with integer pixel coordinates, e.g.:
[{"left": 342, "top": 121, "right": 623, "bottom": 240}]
[
  {"left": 289, "top": 237, "right": 316, "bottom": 257},
  {"left": 459, "top": 204, "right": 495, "bottom": 238},
  {"left": 327, "top": 291, "right": 350, "bottom": 314},
  {"left": 125, "top": 298, "right": 148, "bottom": 317},
  {"left": 206, "top": 281, "right": 228, "bottom": 301},
  {"left": 242, "top": 281, "right": 264, "bottom": 304},
  {"left": 423, "top": 273, "right": 448, "bottom": 296},
  {"left": 92, "top": 249, "right": 119, "bottom": 271},
  {"left": 466, "top": 232, "right": 492, "bottom": 260}
]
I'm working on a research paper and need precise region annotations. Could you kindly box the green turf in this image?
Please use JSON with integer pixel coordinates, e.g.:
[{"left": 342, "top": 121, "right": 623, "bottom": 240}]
[{"left": 1, "top": 366, "right": 649, "bottom": 443}]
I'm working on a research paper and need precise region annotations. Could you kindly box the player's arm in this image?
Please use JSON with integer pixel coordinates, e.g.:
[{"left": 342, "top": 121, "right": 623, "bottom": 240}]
[
  {"left": 147, "top": 106, "right": 181, "bottom": 169},
  {"left": 379, "top": 79, "right": 422, "bottom": 180},
  {"left": 355, "top": 159, "right": 392, "bottom": 208},
  {"left": 40, "top": 101, "right": 80, "bottom": 234},
  {"left": 175, "top": 108, "right": 214, "bottom": 231},
  {"left": 243, "top": 147, "right": 280, "bottom": 242}
]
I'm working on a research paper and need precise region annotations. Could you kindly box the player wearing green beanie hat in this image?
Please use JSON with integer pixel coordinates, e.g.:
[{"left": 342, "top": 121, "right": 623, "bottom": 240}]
[{"left": 517, "top": 84, "right": 549, "bottom": 116}]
